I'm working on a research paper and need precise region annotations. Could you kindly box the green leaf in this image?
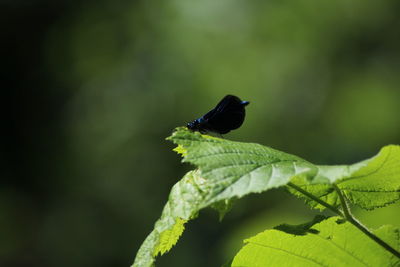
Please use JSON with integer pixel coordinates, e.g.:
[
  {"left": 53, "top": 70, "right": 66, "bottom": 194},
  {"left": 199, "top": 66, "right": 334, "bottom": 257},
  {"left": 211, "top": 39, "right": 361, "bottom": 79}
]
[
  {"left": 133, "top": 128, "right": 400, "bottom": 266},
  {"left": 168, "top": 128, "right": 347, "bottom": 202},
  {"left": 155, "top": 217, "right": 186, "bottom": 256},
  {"left": 290, "top": 145, "right": 400, "bottom": 210},
  {"left": 274, "top": 215, "right": 327, "bottom": 235},
  {"left": 169, "top": 128, "right": 400, "bottom": 209},
  {"left": 230, "top": 216, "right": 400, "bottom": 267},
  {"left": 132, "top": 170, "right": 202, "bottom": 267}
]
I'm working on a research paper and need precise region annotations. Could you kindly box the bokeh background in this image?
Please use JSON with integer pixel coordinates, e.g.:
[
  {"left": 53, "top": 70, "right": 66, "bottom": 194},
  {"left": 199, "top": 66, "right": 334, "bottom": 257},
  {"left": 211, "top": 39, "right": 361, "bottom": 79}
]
[{"left": 2, "top": 0, "right": 400, "bottom": 266}]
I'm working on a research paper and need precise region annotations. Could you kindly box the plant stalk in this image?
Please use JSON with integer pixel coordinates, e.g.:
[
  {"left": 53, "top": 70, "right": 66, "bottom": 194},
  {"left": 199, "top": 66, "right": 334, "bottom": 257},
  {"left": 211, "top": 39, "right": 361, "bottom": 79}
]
[
  {"left": 332, "top": 184, "right": 400, "bottom": 259},
  {"left": 287, "top": 182, "right": 343, "bottom": 216},
  {"left": 288, "top": 182, "right": 400, "bottom": 259}
]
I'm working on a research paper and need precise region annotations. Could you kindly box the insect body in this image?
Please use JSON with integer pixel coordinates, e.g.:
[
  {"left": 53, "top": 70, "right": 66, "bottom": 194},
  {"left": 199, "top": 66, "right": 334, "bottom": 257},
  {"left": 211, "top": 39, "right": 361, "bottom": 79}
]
[{"left": 187, "top": 95, "right": 249, "bottom": 134}]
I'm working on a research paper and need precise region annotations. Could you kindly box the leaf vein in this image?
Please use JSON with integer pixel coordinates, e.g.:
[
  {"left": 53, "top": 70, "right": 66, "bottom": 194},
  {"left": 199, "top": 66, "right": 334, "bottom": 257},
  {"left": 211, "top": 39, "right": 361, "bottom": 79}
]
[
  {"left": 247, "top": 241, "right": 328, "bottom": 267},
  {"left": 312, "top": 234, "right": 370, "bottom": 266},
  {"left": 341, "top": 188, "right": 400, "bottom": 193},
  {"left": 190, "top": 151, "right": 282, "bottom": 161},
  {"left": 200, "top": 162, "right": 260, "bottom": 175},
  {"left": 338, "top": 147, "right": 392, "bottom": 183}
]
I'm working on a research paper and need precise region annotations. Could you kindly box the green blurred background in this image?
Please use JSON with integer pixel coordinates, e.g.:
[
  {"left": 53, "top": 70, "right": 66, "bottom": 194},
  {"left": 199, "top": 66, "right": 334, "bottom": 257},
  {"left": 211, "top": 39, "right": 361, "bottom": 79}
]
[{"left": 2, "top": 0, "right": 400, "bottom": 266}]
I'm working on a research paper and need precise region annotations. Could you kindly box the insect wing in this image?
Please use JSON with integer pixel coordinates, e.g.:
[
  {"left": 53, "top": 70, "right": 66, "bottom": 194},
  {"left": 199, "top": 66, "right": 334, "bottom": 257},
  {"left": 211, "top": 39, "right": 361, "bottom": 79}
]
[
  {"left": 203, "top": 95, "right": 241, "bottom": 120},
  {"left": 205, "top": 95, "right": 247, "bottom": 134},
  {"left": 215, "top": 95, "right": 242, "bottom": 113}
]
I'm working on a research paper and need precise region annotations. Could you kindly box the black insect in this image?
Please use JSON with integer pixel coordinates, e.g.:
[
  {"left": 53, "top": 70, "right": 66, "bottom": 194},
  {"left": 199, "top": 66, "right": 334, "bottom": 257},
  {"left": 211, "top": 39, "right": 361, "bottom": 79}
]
[{"left": 187, "top": 95, "right": 249, "bottom": 134}]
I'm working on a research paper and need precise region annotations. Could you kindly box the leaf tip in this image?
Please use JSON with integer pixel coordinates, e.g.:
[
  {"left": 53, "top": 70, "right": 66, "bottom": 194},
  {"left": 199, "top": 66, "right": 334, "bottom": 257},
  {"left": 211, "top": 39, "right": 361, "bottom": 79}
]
[
  {"left": 153, "top": 218, "right": 187, "bottom": 257},
  {"left": 172, "top": 145, "right": 187, "bottom": 157}
]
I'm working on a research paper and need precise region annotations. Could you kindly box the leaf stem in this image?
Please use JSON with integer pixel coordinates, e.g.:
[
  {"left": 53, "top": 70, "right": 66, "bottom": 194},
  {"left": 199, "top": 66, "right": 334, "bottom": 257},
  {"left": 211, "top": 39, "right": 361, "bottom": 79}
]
[
  {"left": 288, "top": 182, "right": 400, "bottom": 259},
  {"left": 332, "top": 184, "right": 400, "bottom": 259},
  {"left": 332, "top": 184, "right": 352, "bottom": 219},
  {"left": 287, "top": 183, "right": 343, "bottom": 216}
]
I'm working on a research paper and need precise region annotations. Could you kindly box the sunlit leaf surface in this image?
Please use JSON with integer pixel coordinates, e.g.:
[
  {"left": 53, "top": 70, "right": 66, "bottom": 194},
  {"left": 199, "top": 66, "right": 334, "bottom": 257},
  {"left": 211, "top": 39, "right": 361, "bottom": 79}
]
[
  {"left": 133, "top": 128, "right": 400, "bottom": 266},
  {"left": 231, "top": 216, "right": 400, "bottom": 267}
]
